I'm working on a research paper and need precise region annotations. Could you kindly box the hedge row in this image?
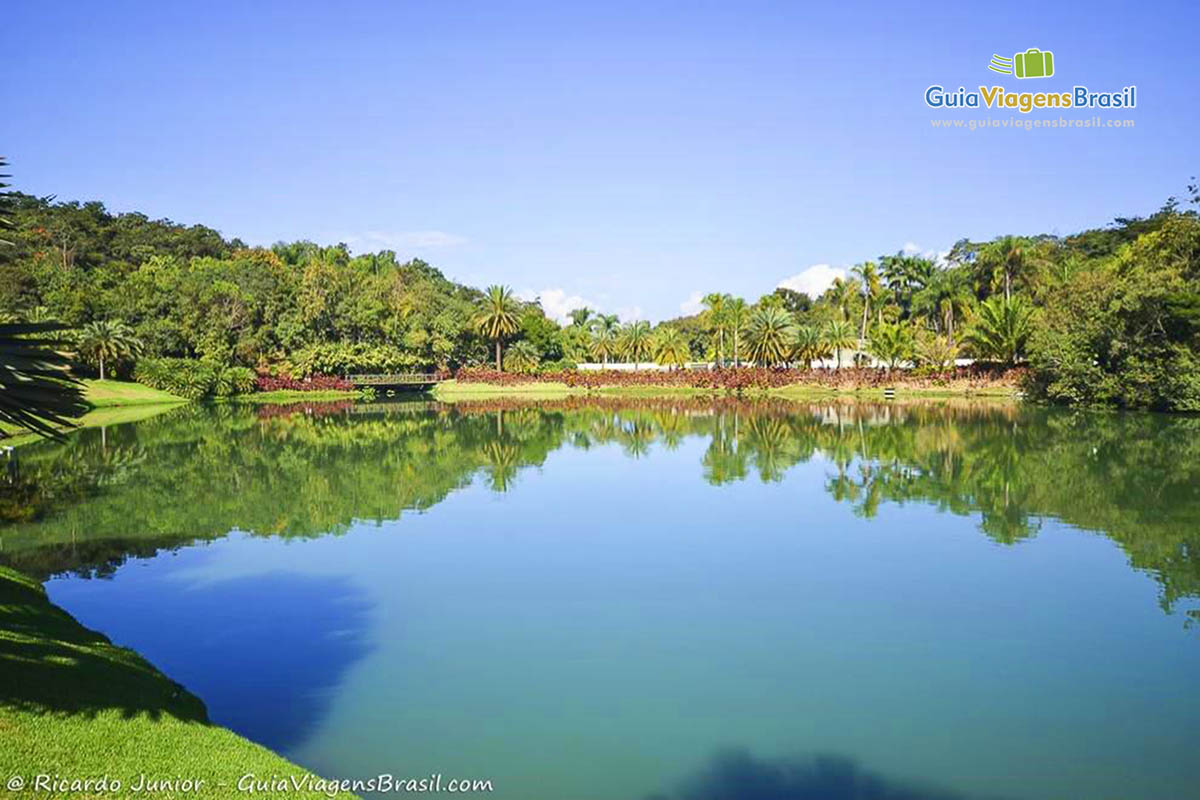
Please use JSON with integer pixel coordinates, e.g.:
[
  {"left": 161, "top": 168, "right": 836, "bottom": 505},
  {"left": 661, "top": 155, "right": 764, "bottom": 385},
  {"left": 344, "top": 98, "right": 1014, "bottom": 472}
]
[{"left": 255, "top": 374, "right": 357, "bottom": 392}]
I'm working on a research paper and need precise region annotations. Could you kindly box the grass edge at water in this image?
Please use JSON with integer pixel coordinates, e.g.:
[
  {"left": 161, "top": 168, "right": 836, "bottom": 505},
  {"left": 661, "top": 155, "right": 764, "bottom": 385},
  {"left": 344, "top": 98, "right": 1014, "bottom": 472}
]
[{"left": 0, "top": 566, "right": 346, "bottom": 799}]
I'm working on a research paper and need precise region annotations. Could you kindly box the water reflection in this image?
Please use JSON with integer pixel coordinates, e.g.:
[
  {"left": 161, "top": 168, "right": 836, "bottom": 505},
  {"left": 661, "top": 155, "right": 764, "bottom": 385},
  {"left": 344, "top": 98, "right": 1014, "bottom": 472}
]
[
  {"left": 48, "top": 568, "right": 373, "bottom": 752},
  {"left": 648, "top": 749, "right": 1005, "bottom": 800},
  {"left": 2, "top": 398, "right": 1198, "bottom": 621}
]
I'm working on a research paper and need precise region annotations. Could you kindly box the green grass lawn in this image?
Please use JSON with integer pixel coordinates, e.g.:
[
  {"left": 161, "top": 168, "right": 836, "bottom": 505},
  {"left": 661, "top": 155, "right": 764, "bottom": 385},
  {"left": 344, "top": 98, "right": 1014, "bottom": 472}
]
[
  {"left": 82, "top": 379, "right": 186, "bottom": 408},
  {"left": 0, "top": 567, "right": 341, "bottom": 799}
]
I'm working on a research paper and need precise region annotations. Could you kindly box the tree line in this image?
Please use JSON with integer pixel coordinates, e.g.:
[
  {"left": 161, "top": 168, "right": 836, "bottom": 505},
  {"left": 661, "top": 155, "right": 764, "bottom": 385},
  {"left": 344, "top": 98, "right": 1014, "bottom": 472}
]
[{"left": 1, "top": 164, "right": 1198, "bottom": 410}]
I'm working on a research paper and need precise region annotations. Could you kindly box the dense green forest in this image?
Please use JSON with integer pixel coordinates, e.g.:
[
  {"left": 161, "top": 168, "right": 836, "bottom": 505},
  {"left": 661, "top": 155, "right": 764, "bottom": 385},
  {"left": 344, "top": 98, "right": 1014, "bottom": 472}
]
[{"left": 1, "top": 180, "right": 1198, "bottom": 409}]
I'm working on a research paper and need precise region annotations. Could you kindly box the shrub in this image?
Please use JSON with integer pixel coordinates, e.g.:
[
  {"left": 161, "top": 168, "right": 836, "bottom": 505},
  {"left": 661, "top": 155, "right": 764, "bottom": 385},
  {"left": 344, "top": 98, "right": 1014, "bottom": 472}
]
[
  {"left": 254, "top": 373, "right": 356, "bottom": 393},
  {"left": 134, "top": 358, "right": 259, "bottom": 399}
]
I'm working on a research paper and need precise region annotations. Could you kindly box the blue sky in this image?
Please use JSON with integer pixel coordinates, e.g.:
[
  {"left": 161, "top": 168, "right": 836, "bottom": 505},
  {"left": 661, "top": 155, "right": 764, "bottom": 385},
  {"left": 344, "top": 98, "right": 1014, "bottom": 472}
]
[{"left": 3, "top": 0, "right": 1197, "bottom": 321}]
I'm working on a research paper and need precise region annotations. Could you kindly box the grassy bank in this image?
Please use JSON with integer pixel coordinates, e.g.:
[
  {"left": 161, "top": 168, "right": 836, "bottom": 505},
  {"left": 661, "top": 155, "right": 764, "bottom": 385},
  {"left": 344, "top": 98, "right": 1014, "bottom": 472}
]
[
  {"left": 1, "top": 381, "right": 187, "bottom": 447},
  {"left": 82, "top": 379, "right": 186, "bottom": 408},
  {"left": 0, "top": 567, "right": 338, "bottom": 799}
]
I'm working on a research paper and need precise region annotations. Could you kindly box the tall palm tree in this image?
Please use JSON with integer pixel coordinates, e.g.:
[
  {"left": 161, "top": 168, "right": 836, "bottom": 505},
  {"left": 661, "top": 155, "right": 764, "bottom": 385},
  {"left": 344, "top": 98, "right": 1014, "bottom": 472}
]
[
  {"left": 651, "top": 326, "right": 691, "bottom": 369},
  {"left": 589, "top": 318, "right": 620, "bottom": 365},
  {"left": 792, "top": 325, "right": 830, "bottom": 369},
  {"left": 619, "top": 320, "right": 653, "bottom": 367},
  {"left": 851, "top": 261, "right": 883, "bottom": 342},
  {"left": 744, "top": 306, "right": 796, "bottom": 367},
  {"left": 76, "top": 319, "right": 143, "bottom": 380},
  {"left": 725, "top": 297, "right": 749, "bottom": 367},
  {"left": 474, "top": 285, "right": 521, "bottom": 370},
  {"left": 827, "top": 277, "right": 861, "bottom": 323},
  {"left": 975, "top": 236, "right": 1028, "bottom": 301},
  {"left": 912, "top": 267, "right": 973, "bottom": 344},
  {"left": 701, "top": 292, "right": 729, "bottom": 366},
  {"left": 823, "top": 319, "right": 856, "bottom": 369},
  {"left": 963, "top": 295, "right": 1034, "bottom": 365},
  {"left": 568, "top": 307, "right": 593, "bottom": 328},
  {"left": 0, "top": 322, "right": 89, "bottom": 439}
]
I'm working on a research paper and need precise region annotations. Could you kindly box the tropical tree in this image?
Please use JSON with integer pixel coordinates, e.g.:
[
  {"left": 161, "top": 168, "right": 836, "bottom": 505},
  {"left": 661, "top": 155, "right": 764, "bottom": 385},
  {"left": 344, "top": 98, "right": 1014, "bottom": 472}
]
[
  {"left": 823, "top": 319, "right": 857, "bottom": 369},
  {"left": 866, "top": 322, "right": 914, "bottom": 371},
  {"left": 827, "top": 277, "right": 860, "bottom": 322},
  {"left": 619, "top": 320, "right": 653, "bottom": 367},
  {"left": 912, "top": 267, "right": 973, "bottom": 344},
  {"left": 474, "top": 285, "right": 521, "bottom": 370},
  {"left": 725, "top": 297, "right": 749, "bottom": 367},
  {"left": 744, "top": 306, "right": 796, "bottom": 367},
  {"left": 503, "top": 339, "right": 540, "bottom": 374},
  {"left": 974, "top": 236, "right": 1034, "bottom": 301},
  {"left": 701, "top": 292, "right": 729, "bottom": 365},
  {"left": 0, "top": 322, "right": 89, "bottom": 439},
  {"left": 963, "top": 295, "right": 1035, "bottom": 364},
  {"left": 914, "top": 331, "right": 960, "bottom": 372},
  {"left": 568, "top": 307, "right": 593, "bottom": 328},
  {"left": 880, "top": 253, "right": 936, "bottom": 310},
  {"left": 651, "top": 326, "right": 691, "bottom": 369},
  {"left": 589, "top": 317, "right": 620, "bottom": 365},
  {"left": 75, "top": 319, "right": 143, "bottom": 380},
  {"left": 851, "top": 261, "right": 884, "bottom": 341},
  {"left": 791, "top": 325, "right": 830, "bottom": 369}
]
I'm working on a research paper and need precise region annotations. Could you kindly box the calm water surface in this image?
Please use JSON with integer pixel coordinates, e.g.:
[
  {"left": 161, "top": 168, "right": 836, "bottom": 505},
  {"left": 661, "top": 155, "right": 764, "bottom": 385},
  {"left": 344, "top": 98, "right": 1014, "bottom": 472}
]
[{"left": 3, "top": 399, "right": 1199, "bottom": 800}]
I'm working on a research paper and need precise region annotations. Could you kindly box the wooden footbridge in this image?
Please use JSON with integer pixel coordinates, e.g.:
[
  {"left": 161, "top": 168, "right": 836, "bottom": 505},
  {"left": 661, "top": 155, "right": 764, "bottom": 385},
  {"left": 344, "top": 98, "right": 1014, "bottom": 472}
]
[{"left": 346, "top": 373, "right": 441, "bottom": 392}]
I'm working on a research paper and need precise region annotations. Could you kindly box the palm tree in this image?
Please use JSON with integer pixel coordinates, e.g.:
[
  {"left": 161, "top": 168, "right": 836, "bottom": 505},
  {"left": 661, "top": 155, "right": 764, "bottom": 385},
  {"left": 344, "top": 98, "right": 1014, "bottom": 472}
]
[
  {"left": 975, "top": 236, "right": 1028, "bottom": 301},
  {"left": 866, "top": 322, "right": 914, "bottom": 371},
  {"left": 589, "top": 319, "right": 620, "bottom": 365},
  {"left": 0, "top": 322, "right": 89, "bottom": 439},
  {"left": 568, "top": 307, "right": 593, "bottom": 328},
  {"left": 725, "top": 297, "right": 749, "bottom": 367},
  {"left": 76, "top": 319, "right": 143, "bottom": 380},
  {"left": 744, "top": 306, "right": 796, "bottom": 367},
  {"left": 791, "top": 324, "right": 830, "bottom": 369},
  {"left": 852, "top": 261, "right": 884, "bottom": 342},
  {"left": 651, "top": 326, "right": 691, "bottom": 369},
  {"left": 474, "top": 285, "right": 521, "bottom": 370},
  {"left": 701, "top": 293, "right": 729, "bottom": 366},
  {"left": 880, "top": 253, "right": 936, "bottom": 312},
  {"left": 619, "top": 320, "right": 653, "bottom": 367},
  {"left": 912, "top": 268, "right": 973, "bottom": 344},
  {"left": 963, "top": 295, "right": 1034, "bottom": 364},
  {"left": 503, "top": 339, "right": 540, "bottom": 374},
  {"left": 914, "top": 331, "right": 960, "bottom": 372},
  {"left": 827, "top": 277, "right": 860, "bottom": 322},
  {"left": 823, "top": 319, "right": 856, "bottom": 369}
]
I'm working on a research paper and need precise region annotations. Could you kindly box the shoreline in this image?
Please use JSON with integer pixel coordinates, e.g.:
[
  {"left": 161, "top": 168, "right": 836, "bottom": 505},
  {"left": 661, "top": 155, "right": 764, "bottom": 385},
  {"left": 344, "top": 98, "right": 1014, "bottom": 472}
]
[
  {"left": 0, "top": 567, "right": 338, "bottom": 799},
  {"left": 431, "top": 377, "right": 1021, "bottom": 403}
]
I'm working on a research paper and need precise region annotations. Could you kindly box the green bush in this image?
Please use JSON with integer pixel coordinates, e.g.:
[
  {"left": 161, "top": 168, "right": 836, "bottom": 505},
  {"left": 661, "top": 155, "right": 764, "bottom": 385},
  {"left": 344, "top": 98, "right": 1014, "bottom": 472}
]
[{"left": 134, "top": 358, "right": 257, "bottom": 399}]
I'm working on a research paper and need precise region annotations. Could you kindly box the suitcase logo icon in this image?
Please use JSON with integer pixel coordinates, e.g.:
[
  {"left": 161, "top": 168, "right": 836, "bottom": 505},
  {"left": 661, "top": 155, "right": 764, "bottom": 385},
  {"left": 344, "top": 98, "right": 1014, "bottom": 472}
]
[{"left": 989, "top": 49, "right": 1055, "bottom": 79}]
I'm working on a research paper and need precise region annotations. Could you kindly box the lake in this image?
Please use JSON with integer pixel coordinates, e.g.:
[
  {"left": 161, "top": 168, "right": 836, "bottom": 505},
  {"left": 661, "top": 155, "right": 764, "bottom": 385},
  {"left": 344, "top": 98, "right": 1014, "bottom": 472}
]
[{"left": 3, "top": 398, "right": 1198, "bottom": 800}]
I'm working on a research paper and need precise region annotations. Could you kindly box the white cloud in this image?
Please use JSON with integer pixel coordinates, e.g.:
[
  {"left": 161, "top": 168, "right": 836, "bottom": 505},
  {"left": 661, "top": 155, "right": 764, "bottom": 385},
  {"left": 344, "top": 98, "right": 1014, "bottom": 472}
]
[
  {"left": 517, "top": 288, "right": 600, "bottom": 325},
  {"left": 679, "top": 291, "right": 705, "bottom": 316},
  {"left": 777, "top": 264, "right": 847, "bottom": 298},
  {"left": 902, "top": 241, "right": 922, "bottom": 255},
  {"left": 617, "top": 305, "right": 645, "bottom": 322},
  {"left": 339, "top": 230, "right": 466, "bottom": 254}
]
